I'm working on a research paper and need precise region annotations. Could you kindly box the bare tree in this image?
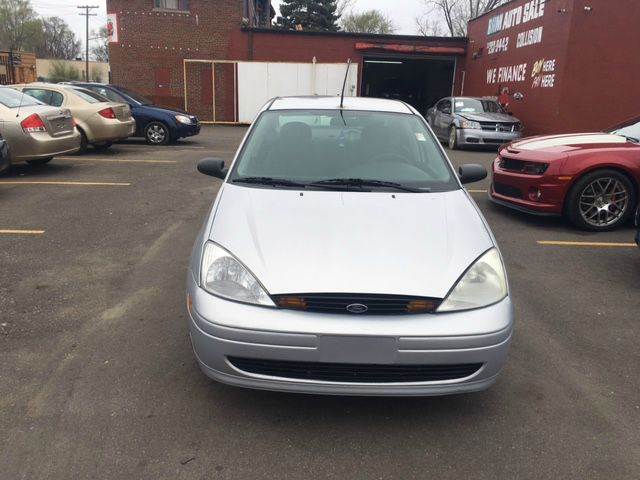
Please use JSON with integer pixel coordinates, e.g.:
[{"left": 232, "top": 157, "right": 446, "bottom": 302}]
[
  {"left": 415, "top": 14, "right": 443, "bottom": 36},
  {"left": 420, "top": 0, "right": 507, "bottom": 36},
  {"left": 36, "top": 17, "right": 81, "bottom": 60},
  {"left": 90, "top": 26, "right": 109, "bottom": 62},
  {"left": 336, "top": 0, "right": 356, "bottom": 17}
]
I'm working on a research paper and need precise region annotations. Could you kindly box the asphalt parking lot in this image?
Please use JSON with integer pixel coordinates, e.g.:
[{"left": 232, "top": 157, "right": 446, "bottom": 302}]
[{"left": 1, "top": 126, "right": 639, "bottom": 479}]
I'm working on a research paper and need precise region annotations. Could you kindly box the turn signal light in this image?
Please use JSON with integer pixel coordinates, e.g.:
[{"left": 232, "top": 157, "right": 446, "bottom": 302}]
[
  {"left": 20, "top": 114, "right": 46, "bottom": 133},
  {"left": 406, "top": 300, "right": 437, "bottom": 313},
  {"left": 98, "top": 107, "right": 117, "bottom": 119},
  {"left": 276, "top": 296, "right": 308, "bottom": 310}
]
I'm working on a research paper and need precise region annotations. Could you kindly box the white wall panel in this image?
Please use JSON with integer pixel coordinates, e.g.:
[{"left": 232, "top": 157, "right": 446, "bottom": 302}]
[{"left": 237, "top": 62, "right": 358, "bottom": 123}]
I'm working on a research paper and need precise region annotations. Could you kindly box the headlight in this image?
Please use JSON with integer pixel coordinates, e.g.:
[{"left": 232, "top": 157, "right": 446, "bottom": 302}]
[
  {"left": 461, "top": 120, "right": 481, "bottom": 130},
  {"left": 175, "top": 114, "right": 192, "bottom": 124},
  {"left": 200, "top": 242, "right": 275, "bottom": 307},
  {"left": 438, "top": 248, "right": 507, "bottom": 312}
]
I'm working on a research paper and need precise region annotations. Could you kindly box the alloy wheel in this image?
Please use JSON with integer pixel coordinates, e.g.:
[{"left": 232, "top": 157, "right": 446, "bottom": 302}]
[{"left": 578, "top": 177, "right": 630, "bottom": 227}]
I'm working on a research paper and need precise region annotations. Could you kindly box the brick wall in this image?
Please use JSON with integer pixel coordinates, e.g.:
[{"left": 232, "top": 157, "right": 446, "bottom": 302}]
[
  {"left": 107, "top": 0, "right": 467, "bottom": 120},
  {"left": 107, "top": 0, "right": 245, "bottom": 109}
]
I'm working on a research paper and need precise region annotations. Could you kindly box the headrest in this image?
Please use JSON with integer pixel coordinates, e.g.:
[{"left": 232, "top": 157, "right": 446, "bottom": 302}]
[{"left": 280, "top": 121, "right": 312, "bottom": 144}]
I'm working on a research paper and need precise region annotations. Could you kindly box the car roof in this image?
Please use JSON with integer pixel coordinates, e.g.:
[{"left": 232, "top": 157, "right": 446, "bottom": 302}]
[{"left": 268, "top": 96, "right": 415, "bottom": 114}]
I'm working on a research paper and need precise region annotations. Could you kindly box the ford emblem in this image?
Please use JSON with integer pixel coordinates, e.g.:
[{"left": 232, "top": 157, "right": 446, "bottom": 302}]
[{"left": 346, "top": 303, "right": 368, "bottom": 314}]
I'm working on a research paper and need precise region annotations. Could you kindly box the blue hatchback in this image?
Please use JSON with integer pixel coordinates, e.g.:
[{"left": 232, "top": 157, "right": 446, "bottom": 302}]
[{"left": 69, "top": 82, "right": 200, "bottom": 145}]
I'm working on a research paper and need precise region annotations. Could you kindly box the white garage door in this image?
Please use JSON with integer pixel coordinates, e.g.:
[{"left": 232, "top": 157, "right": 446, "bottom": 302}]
[{"left": 237, "top": 62, "right": 358, "bottom": 123}]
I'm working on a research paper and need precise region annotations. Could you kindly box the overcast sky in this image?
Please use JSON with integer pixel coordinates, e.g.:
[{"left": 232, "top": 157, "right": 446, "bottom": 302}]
[{"left": 30, "top": 0, "right": 427, "bottom": 53}]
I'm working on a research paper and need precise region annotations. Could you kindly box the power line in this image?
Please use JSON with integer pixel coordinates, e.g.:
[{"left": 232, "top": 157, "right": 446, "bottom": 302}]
[{"left": 78, "top": 5, "right": 99, "bottom": 81}]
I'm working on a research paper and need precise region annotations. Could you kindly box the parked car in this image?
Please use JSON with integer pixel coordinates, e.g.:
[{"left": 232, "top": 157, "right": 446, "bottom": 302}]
[
  {"left": 490, "top": 117, "right": 640, "bottom": 231},
  {"left": 12, "top": 83, "right": 136, "bottom": 152},
  {"left": 187, "top": 96, "right": 513, "bottom": 396},
  {"left": 0, "top": 86, "right": 80, "bottom": 165},
  {"left": 67, "top": 82, "right": 200, "bottom": 145},
  {"left": 426, "top": 97, "right": 523, "bottom": 150},
  {"left": 0, "top": 134, "right": 9, "bottom": 174}
]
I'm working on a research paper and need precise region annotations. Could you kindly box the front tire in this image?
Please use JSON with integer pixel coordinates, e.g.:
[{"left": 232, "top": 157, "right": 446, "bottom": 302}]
[
  {"left": 448, "top": 126, "right": 459, "bottom": 150},
  {"left": 565, "top": 169, "right": 636, "bottom": 231},
  {"left": 145, "top": 122, "right": 170, "bottom": 145}
]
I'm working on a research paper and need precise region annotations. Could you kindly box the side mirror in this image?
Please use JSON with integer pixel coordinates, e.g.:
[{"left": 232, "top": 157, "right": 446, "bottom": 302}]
[
  {"left": 197, "top": 158, "right": 228, "bottom": 179},
  {"left": 507, "top": 111, "right": 514, "bottom": 116},
  {"left": 458, "top": 164, "right": 487, "bottom": 185}
]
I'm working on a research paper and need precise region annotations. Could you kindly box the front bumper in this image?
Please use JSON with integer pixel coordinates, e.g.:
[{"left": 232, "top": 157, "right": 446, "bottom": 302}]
[
  {"left": 174, "top": 121, "right": 201, "bottom": 139},
  {"left": 187, "top": 274, "right": 514, "bottom": 396},
  {"left": 490, "top": 158, "right": 565, "bottom": 216},
  {"left": 458, "top": 128, "right": 521, "bottom": 147}
]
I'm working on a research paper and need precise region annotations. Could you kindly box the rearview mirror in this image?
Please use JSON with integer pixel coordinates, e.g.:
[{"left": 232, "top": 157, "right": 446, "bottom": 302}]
[
  {"left": 458, "top": 164, "right": 487, "bottom": 184},
  {"left": 197, "top": 158, "right": 228, "bottom": 179}
]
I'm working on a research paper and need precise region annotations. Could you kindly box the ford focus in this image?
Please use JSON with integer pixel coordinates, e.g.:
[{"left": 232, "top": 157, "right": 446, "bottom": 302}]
[{"left": 187, "top": 96, "right": 514, "bottom": 396}]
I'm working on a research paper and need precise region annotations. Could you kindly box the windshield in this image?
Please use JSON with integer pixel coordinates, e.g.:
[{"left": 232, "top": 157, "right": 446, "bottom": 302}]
[
  {"left": 0, "top": 87, "right": 44, "bottom": 108},
  {"left": 609, "top": 118, "right": 640, "bottom": 142},
  {"left": 229, "top": 110, "right": 459, "bottom": 192},
  {"left": 454, "top": 98, "right": 504, "bottom": 114},
  {"left": 115, "top": 86, "right": 152, "bottom": 105}
]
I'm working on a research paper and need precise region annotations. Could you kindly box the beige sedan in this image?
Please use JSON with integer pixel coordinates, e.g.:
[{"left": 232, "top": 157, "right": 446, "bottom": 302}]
[
  {"left": 0, "top": 86, "right": 80, "bottom": 166},
  {"left": 12, "top": 83, "right": 136, "bottom": 152}
]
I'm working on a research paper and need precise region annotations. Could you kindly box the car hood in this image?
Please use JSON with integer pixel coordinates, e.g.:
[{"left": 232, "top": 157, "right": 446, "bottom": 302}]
[
  {"left": 459, "top": 112, "right": 519, "bottom": 123},
  {"left": 509, "top": 132, "right": 630, "bottom": 154},
  {"left": 208, "top": 185, "right": 494, "bottom": 298}
]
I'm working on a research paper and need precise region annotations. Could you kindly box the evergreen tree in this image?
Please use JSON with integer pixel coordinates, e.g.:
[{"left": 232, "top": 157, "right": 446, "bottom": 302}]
[{"left": 277, "top": 0, "right": 341, "bottom": 32}]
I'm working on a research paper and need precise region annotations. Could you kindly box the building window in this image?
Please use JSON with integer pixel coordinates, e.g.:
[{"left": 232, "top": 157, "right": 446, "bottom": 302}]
[{"left": 154, "top": 0, "right": 189, "bottom": 11}]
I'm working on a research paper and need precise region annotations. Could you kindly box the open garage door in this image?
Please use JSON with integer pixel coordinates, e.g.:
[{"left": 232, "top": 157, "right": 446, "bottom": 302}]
[
  {"left": 237, "top": 62, "right": 358, "bottom": 123},
  {"left": 362, "top": 56, "right": 455, "bottom": 117}
]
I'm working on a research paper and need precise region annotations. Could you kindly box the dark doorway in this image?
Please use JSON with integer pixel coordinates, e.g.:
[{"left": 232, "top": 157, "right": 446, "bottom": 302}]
[{"left": 361, "top": 57, "right": 455, "bottom": 116}]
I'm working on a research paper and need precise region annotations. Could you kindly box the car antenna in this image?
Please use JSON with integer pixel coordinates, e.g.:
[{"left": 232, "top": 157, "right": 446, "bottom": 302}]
[
  {"left": 340, "top": 58, "right": 352, "bottom": 110},
  {"left": 16, "top": 88, "right": 27, "bottom": 118}
]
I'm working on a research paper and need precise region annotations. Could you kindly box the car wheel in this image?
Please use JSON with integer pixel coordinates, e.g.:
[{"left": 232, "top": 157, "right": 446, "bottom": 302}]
[
  {"left": 566, "top": 169, "right": 636, "bottom": 231},
  {"left": 145, "top": 122, "right": 170, "bottom": 145},
  {"left": 26, "top": 157, "right": 53, "bottom": 166},
  {"left": 78, "top": 129, "right": 88, "bottom": 154},
  {"left": 448, "top": 126, "right": 459, "bottom": 150}
]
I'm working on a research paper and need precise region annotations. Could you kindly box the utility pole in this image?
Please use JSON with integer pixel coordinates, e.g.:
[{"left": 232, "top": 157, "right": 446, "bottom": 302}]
[{"left": 78, "top": 5, "right": 99, "bottom": 81}]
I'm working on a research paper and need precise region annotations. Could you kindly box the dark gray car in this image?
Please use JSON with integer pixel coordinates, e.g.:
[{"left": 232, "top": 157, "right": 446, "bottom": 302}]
[{"left": 426, "top": 97, "right": 523, "bottom": 149}]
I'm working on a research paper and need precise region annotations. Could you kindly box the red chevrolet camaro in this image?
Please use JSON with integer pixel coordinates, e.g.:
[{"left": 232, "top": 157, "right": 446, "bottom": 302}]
[{"left": 490, "top": 117, "right": 640, "bottom": 231}]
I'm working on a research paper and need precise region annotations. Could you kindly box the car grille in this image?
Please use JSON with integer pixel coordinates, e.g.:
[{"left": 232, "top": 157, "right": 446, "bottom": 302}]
[
  {"left": 499, "top": 157, "right": 549, "bottom": 175},
  {"left": 228, "top": 357, "right": 483, "bottom": 383},
  {"left": 493, "top": 182, "right": 523, "bottom": 199},
  {"left": 480, "top": 122, "right": 517, "bottom": 132},
  {"left": 272, "top": 293, "right": 441, "bottom": 315}
]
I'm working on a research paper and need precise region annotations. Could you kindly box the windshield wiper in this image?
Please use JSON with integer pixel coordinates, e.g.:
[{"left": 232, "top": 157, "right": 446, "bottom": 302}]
[
  {"left": 622, "top": 135, "right": 639, "bottom": 143},
  {"left": 309, "top": 178, "right": 429, "bottom": 193},
  {"left": 232, "top": 177, "right": 309, "bottom": 188}
]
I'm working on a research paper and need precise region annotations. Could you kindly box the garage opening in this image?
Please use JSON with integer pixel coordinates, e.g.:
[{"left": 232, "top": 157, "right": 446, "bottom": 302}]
[{"left": 361, "top": 56, "right": 455, "bottom": 116}]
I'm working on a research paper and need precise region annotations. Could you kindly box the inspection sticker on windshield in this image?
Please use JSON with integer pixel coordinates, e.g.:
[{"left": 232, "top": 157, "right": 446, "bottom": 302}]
[
  {"left": 455, "top": 101, "right": 464, "bottom": 107},
  {"left": 415, "top": 132, "right": 427, "bottom": 142}
]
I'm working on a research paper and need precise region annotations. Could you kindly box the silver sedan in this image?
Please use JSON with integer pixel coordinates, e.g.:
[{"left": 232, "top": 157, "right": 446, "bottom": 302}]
[{"left": 187, "top": 96, "right": 514, "bottom": 396}]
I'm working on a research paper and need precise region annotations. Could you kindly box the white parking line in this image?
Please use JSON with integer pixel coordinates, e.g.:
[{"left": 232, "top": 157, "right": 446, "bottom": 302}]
[
  {"left": 537, "top": 240, "right": 636, "bottom": 248},
  {"left": 0, "top": 229, "right": 45, "bottom": 235},
  {"left": 0, "top": 181, "right": 131, "bottom": 187},
  {"left": 467, "top": 189, "right": 488, "bottom": 193},
  {"left": 56, "top": 157, "right": 177, "bottom": 164}
]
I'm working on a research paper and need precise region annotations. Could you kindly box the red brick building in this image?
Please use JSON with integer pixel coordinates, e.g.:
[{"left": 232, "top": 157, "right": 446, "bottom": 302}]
[
  {"left": 106, "top": 0, "right": 467, "bottom": 123},
  {"left": 464, "top": 0, "right": 640, "bottom": 135}
]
